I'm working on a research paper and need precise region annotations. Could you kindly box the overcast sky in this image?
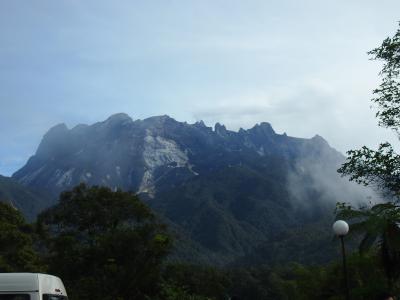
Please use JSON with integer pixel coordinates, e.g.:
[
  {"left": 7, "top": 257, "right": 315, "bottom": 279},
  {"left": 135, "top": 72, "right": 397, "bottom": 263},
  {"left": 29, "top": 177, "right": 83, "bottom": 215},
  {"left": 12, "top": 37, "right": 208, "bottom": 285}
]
[{"left": 1, "top": 0, "right": 400, "bottom": 176}]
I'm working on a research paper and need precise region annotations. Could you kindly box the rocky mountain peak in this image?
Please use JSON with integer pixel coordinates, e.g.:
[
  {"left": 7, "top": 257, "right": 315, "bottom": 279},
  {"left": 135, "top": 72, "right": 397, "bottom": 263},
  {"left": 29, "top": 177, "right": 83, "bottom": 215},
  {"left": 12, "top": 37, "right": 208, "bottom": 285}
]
[
  {"left": 6, "top": 113, "right": 371, "bottom": 267},
  {"left": 143, "top": 115, "right": 173, "bottom": 123},
  {"left": 35, "top": 123, "right": 69, "bottom": 157},
  {"left": 250, "top": 122, "right": 275, "bottom": 136},
  {"left": 214, "top": 122, "right": 226, "bottom": 131},
  {"left": 311, "top": 134, "right": 329, "bottom": 146},
  {"left": 13, "top": 114, "right": 342, "bottom": 201},
  {"left": 103, "top": 113, "right": 133, "bottom": 126},
  {"left": 194, "top": 120, "right": 206, "bottom": 127},
  {"left": 45, "top": 123, "right": 68, "bottom": 135},
  {"left": 214, "top": 122, "right": 229, "bottom": 137}
]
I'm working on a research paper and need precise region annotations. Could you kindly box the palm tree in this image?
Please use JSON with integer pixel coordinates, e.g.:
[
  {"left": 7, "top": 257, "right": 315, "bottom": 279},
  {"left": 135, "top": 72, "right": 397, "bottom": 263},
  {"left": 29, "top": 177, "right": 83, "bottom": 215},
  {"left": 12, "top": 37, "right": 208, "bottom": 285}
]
[{"left": 336, "top": 202, "right": 400, "bottom": 290}]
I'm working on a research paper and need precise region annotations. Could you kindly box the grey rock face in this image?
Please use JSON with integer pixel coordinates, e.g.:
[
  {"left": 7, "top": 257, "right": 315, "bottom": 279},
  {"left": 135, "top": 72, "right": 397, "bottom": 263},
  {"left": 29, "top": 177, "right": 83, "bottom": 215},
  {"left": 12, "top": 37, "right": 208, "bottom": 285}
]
[
  {"left": 12, "top": 113, "right": 367, "bottom": 265},
  {"left": 13, "top": 114, "right": 340, "bottom": 199}
]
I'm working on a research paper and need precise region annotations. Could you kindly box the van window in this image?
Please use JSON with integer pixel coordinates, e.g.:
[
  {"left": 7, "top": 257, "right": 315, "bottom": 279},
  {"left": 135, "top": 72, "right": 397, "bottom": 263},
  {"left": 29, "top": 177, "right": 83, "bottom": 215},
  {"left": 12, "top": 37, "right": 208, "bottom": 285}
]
[
  {"left": 0, "top": 295, "right": 30, "bottom": 300},
  {"left": 42, "top": 295, "right": 67, "bottom": 300}
]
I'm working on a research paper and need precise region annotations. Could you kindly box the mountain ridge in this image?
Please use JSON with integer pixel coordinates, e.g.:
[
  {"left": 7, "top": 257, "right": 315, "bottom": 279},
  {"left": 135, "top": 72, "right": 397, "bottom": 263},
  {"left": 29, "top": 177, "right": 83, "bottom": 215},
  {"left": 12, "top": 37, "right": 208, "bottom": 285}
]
[
  {"left": 10, "top": 113, "right": 366, "bottom": 265},
  {"left": 13, "top": 113, "right": 341, "bottom": 194}
]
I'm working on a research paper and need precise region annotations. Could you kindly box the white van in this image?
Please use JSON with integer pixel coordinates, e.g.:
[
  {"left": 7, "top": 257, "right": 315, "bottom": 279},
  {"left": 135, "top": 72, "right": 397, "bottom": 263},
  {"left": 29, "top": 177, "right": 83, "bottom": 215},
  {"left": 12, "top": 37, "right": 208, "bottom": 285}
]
[{"left": 0, "top": 273, "right": 68, "bottom": 300}]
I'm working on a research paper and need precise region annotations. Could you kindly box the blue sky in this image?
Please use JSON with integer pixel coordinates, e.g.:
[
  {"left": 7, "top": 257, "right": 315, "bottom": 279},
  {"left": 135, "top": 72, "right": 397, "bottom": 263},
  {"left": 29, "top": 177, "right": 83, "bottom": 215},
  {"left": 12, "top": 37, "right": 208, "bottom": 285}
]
[{"left": 1, "top": 0, "right": 400, "bottom": 176}]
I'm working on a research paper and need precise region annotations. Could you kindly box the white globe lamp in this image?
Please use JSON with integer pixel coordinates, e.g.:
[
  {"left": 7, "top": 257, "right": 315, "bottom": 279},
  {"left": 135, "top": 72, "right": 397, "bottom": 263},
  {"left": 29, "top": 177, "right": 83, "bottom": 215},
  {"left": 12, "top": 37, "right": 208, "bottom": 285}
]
[{"left": 333, "top": 220, "right": 349, "bottom": 236}]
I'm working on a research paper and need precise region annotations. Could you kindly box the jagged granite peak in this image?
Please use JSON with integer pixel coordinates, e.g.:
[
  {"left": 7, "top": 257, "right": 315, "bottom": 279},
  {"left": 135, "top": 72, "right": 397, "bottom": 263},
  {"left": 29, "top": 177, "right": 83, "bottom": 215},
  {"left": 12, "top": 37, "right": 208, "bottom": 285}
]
[
  {"left": 35, "top": 123, "right": 70, "bottom": 157},
  {"left": 143, "top": 114, "right": 173, "bottom": 123},
  {"left": 250, "top": 122, "right": 275, "bottom": 136},
  {"left": 95, "top": 113, "right": 134, "bottom": 130},
  {"left": 44, "top": 123, "right": 69, "bottom": 136},
  {"left": 214, "top": 122, "right": 232, "bottom": 138},
  {"left": 141, "top": 115, "right": 187, "bottom": 139},
  {"left": 105, "top": 112, "right": 133, "bottom": 123},
  {"left": 214, "top": 122, "right": 227, "bottom": 132},
  {"left": 13, "top": 113, "right": 342, "bottom": 203},
  {"left": 193, "top": 120, "right": 208, "bottom": 129},
  {"left": 311, "top": 134, "right": 328, "bottom": 145},
  {"left": 196, "top": 120, "right": 206, "bottom": 126},
  {"left": 11, "top": 113, "right": 372, "bottom": 265}
]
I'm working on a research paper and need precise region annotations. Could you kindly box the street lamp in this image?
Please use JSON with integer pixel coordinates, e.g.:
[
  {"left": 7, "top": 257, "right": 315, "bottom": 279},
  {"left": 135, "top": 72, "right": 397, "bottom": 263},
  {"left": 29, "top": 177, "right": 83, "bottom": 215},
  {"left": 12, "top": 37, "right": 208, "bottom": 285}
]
[{"left": 333, "top": 220, "right": 350, "bottom": 300}]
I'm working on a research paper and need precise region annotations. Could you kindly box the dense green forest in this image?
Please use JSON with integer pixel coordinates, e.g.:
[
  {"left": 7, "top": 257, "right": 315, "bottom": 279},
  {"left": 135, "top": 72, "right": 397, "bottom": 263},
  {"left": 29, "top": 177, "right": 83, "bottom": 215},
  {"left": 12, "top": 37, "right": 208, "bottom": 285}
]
[
  {"left": 0, "top": 186, "right": 358, "bottom": 299},
  {"left": 0, "top": 184, "right": 397, "bottom": 300}
]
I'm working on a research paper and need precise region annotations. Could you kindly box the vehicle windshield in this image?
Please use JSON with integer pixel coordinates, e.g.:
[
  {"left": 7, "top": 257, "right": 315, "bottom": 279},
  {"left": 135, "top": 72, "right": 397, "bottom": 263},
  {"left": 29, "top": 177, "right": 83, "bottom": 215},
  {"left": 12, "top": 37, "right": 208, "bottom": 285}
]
[{"left": 0, "top": 295, "right": 30, "bottom": 300}]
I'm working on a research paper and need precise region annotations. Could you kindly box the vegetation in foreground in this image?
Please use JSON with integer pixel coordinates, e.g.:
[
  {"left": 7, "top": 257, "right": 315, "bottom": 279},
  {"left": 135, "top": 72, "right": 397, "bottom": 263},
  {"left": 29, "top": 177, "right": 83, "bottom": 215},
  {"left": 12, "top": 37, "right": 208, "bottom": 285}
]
[{"left": 0, "top": 183, "right": 397, "bottom": 300}]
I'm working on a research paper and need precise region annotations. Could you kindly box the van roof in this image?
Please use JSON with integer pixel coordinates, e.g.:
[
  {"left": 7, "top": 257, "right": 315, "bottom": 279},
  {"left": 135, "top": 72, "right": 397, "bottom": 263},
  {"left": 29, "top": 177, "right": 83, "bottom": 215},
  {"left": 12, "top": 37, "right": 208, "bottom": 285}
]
[
  {"left": 0, "top": 273, "right": 67, "bottom": 296},
  {"left": 0, "top": 273, "right": 38, "bottom": 292}
]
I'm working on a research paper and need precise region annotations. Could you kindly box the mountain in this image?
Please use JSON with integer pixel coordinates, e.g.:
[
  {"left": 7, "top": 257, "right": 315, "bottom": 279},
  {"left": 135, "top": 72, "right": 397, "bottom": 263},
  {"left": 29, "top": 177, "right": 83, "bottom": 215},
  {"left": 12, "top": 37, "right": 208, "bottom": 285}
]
[
  {"left": 0, "top": 175, "right": 52, "bottom": 221},
  {"left": 12, "top": 114, "right": 369, "bottom": 265},
  {"left": 13, "top": 113, "right": 343, "bottom": 197}
]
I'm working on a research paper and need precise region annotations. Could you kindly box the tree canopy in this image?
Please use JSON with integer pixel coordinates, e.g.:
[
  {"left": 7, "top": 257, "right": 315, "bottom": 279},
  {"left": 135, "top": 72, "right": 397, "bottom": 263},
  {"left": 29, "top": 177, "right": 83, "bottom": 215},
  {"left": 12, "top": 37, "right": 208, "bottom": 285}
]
[
  {"left": 338, "top": 24, "right": 400, "bottom": 198},
  {"left": 0, "top": 201, "right": 44, "bottom": 272},
  {"left": 337, "top": 22, "right": 400, "bottom": 295},
  {"left": 337, "top": 202, "right": 400, "bottom": 289},
  {"left": 37, "top": 184, "right": 171, "bottom": 300}
]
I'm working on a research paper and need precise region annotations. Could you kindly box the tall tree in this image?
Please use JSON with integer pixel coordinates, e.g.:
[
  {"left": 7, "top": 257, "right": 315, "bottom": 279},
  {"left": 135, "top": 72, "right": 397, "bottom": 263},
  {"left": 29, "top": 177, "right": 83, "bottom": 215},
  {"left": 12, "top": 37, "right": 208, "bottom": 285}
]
[
  {"left": 337, "top": 23, "right": 400, "bottom": 291},
  {"left": 338, "top": 24, "right": 400, "bottom": 197},
  {"left": 37, "top": 184, "right": 171, "bottom": 300}
]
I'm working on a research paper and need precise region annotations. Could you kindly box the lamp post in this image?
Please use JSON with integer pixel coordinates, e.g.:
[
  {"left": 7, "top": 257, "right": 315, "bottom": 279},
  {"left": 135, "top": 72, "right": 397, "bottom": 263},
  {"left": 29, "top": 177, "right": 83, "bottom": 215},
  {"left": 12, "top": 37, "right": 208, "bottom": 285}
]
[{"left": 333, "top": 220, "right": 350, "bottom": 300}]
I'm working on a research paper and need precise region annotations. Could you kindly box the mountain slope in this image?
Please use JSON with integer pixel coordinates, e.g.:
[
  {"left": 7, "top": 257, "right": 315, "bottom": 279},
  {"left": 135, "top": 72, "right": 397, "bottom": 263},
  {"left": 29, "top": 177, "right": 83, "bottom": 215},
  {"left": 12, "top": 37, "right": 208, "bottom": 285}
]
[
  {"left": 13, "top": 114, "right": 343, "bottom": 197},
  {"left": 12, "top": 114, "right": 369, "bottom": 264},
  {"left": 0, "top": 175, "right": 51, "bottom": 220}
]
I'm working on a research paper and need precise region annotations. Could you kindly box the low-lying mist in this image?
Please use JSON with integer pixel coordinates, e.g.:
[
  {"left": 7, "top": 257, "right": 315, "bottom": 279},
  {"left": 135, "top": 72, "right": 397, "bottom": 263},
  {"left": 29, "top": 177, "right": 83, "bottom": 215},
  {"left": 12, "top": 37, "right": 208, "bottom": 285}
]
[{"left": 287, "top": 153, "right": 380, "bottom": 213}]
